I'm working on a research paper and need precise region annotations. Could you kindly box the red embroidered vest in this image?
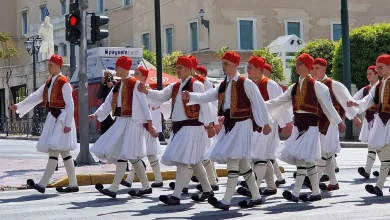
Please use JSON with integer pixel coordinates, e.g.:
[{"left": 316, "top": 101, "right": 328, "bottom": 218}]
[
  {"left": 171, "top": 77, "right": 200, "bottom": 119},
  {"left": 292, "top": 76, "right": 322, "bottom": 116},
  {"left": 254, "top": 76, "right": 270, "bottom": 101},
  {"left": 193, "top": 74, "right": 206, "bottom": 84},
  {"left": 375, "top": 80, "right": 390, "bottom": 113},
  {"left": 111, "top": 77, "right": 138, "bottom": 117},
  {"left": 363, "top": 84, "right": 379, "bottom": 112},
  {"left": 217, "top": 76, "right": 252, "bottom": 119},
  {"left": 42, "top": 75, "right": 68, "bottom": 109}
]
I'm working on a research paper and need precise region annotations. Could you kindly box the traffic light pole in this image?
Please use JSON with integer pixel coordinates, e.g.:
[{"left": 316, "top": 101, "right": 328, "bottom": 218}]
[
  {"left": 75, "top": 0, "right": 95, "bottom": 165},
  {"left": 154, "top": 0, "right": 163, "bottom": 90},
  {"left": 341, "top": 0, "right": 353, "bottom": 140}
]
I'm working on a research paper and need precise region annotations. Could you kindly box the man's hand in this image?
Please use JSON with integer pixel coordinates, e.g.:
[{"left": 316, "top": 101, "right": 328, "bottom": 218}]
[
  {"left": 107, "top": 81, "right": 114, "bottom": 88},
  {"left": 138, "top": 83, "right": 148, "bottom": 94},
  {"left": 281, "top": 122, "right": 293, "bottom": 135},
  {"left": 263, "top": 124, "right": 272, "bottom": 135},
  {"left": 207, "top": 127, "right": 216, "bottom": 138},
  {"left": 89, "top": 114, "right": 97, "bottom": 122},
  {"left": 347, "top": 100, "right": 359, "bottom": 107},
  {"left": 354, "top": 116, "right": 362, "bottom": 127},
  {"left": 214, "top": 123, "right": 222, "bottom": 134},
  {"left": 64, "top": 126, "right": 71, "bottom": 133},
  {"left": 9, "top": 105, "right": 17, "bottom": 111},
  {"left": 218, "top": 116, "right": 225, "bottom": 124},
  {"left": 148, "top": 126, "right": 159, "bottom": 138},
  {"left": 338, "top": 122, "right": 346, "bottom": 133},
  {"left": 182, "top": 91, "right": 190, "bottom": 101}
]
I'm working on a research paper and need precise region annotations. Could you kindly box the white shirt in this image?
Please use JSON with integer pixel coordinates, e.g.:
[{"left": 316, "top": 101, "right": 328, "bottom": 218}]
[
  {"left": 266, "top": 77, "right": 343, "bottom": 125},
  {"left": 188, "top": 73, "right": 270, "bottom": 127},
  {"left": 16, "top": 72, "right": 74, "bottom": 127},
  {"left": 353, "top": 81, "right": 380, "bottom": 100},
  {"left": 357, "top": 76, "right": 390, "bottom": 114},
  {"left": 147, "top": 76, "right": 214, "bottom": 125},
  {"left": 94, "top": 76, "right": 152, "bottom": 122}
]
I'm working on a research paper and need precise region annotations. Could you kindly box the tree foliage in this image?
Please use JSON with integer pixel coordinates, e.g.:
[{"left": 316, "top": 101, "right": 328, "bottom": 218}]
[
  {"left": 215, "top": 46, "right": 229, "bottom": 59},
  {"left": 162, "top": 51, "right": 184, "bottom": 76},
  {"left": 332, "top": 23, "right": 390, "bottom": 89},
  {"left": 143, "top": 48, "right": 156, "bottom": 66},
  {"left": 290, "top": 39, "right": 336, "bottom": 84},
  {"left": 253, "top": 48, "right": 286, "bottom": 82}
]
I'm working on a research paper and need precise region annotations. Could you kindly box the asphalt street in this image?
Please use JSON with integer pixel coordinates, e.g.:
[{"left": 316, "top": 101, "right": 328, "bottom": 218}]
[{"left": 1, "top": 170, "right": 390, "bottom": 220}]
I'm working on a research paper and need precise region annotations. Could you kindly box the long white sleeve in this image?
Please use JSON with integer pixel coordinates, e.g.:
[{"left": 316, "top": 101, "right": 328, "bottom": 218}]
[
  {"left": 356, "top": 86, "right": 376, "bottom": 114},
  {"left": 266, "top": 85, "right": 294, "bottom": 122},
  {"left": 331, "top": 81, "right": 358, "bottom": 120},
  {"left": 16, "top": 84, "right": 45, "bottom": 117},
  {"left": 193, "top": 82, "right": 214, "bottom": 125},
  {"left": 244, "top": 79, "right": 270, "bottom": 126},
  {"left": 188, "top": 85, "right": 219, "bottom": 104},
  {"left": 353, "top": 87, "right": 365, "bottom": 100},
  {"left": 314, "top": 82, "right": 342, "bottom": 125},
  {"left": 133, "top": 81, "right": 152, "bottom": 121},
  {"left": 267, "top": 80, "right": 293, "bottom": 127},
  {"left": 147, "top": 84, "right": 174, "bottom": 104},
  {"left": 62, "top": 83, "right": 74, "bottom": 127},
  {"left": 95, "top": 90, "right": 114, "bottom": 122}
]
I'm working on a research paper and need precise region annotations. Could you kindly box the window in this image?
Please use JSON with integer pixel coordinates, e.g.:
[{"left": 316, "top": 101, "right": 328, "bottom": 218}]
[
  {"left": 189, "top": 21, "right": 198, "bottom": 51},
  {"left": 142, "top": 32, "right": 150, "bottom": 50},
  {"left": 97, "top": 0, "right": 105, "bottom": 12},
  {"left": 237, "top": 18, "right": 256, "bottom": 50},
  {"left": 22, "top": 11, "right": 28, "bottom": 34},
  {"left": 286, "top": 21, "right": 303, "bottom": 39},
  {"left": 60, "top": 0, "right": 66, "bottom": 15},
  {"left": 40, "top": 7, "right": 46, "bottom": 22},
  {"left": 123, "top": 0, "right": 131, "bottom": 6},
  {"left": 332, "top": 23, "right": 342, "bottom": 41},
  {"left": 165, "top": 27, "right": 173, "bottom": 54}
]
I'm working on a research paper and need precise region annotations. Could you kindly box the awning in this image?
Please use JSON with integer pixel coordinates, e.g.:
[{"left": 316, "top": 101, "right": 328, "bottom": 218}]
[{"left": 146, "top": 69, "right": 179, "bottom": 89}]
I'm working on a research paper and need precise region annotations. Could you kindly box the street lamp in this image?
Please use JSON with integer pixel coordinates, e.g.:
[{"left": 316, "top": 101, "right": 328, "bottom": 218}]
[
  {"left": 199, "top": 9, "right": 210, "bottom": 49},
  {"left": 24, "top": 35, "right": 43, "bottom": 136}
]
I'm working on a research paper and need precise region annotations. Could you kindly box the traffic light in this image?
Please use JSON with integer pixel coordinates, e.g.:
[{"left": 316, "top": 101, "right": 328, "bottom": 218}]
[
  {"left": 91, "top": 14, "right": 109, "bottom": 44},
  {"left": 65, "top": 11, "right": 81, "bottom": 45}
]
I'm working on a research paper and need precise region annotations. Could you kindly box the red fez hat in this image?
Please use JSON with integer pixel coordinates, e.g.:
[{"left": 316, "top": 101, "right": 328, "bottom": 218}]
[
  {"left": 297, "top": 53, "right": 314, "bottom": 70},
  {"left": 368, "top": 65, "right": 378, "bottom": 74},
  {"left": 49, "top": 55, "right": 63, "bottom": 67},
  {"left": 136, "top": 66, "right": 149, "bottom": 79},
  {"left": 248, "top": 56, "right": 266, "bottom": 69},
  {"left": 314, "top": 58, "right": 328, "bottom": 67},
  {"left": 188, "top": 55, "right": 199, "bottom": 69},
  {"left": 196, "top": 66, "right": 208, "bottom": 76},
  {"left": 176, "top": 56, "right": 192, "bottom": 69},
  {"left": 116, "top": 56, "right": 132, "bottom": 70},
  {"left": 264, "top": 63, "right": 272, "bottom": 73},
  {"left": 222, "top": 51, "right": 240, "bottom": 65},
  {"left": 376, "top": 54, "right": 390, "bottom": 66}
]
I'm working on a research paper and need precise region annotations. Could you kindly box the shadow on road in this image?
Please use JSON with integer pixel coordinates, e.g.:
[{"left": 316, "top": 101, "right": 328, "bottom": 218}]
[
  {"left": 67, "top": 197, "right": 130, "bottom": 209},
  {"left": 0, "top": 193, "right": 59, "bottom": 204},
  {"left": 338, "top": 178, "right": 378, "bottom": 185}
]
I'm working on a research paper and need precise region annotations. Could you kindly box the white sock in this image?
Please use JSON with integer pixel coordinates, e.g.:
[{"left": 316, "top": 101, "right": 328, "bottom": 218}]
[
  {"left": 39, "top": 150, "right": 60, "bottom": 187},
  {"left": 239, "top": 159, "right": 261, "bottom": 201},
  {"left": 202, "top": 159, "right": 217, "bottom": 185},
  {"left": 172, "top": 163, "right": 188, "bottom": 199},
  {"left": 272, "top": 159, "right": 284, "bottom": 181},
  {"left": 130, "top": 159, "right": 150, "bottom": 190},
  {"left": 192, "top": 163, "right": 212, "bottom": 192},
  {"left": 253, "top": 160, "right": 267, "bottom": 187},
  {"left": 307, "top": 162, "right": 320, "bottom": 195},
  {"left": 148, "top": 155, "right": 163, "bottom": 183},
  {"left": 325, "top": 156, "right": 338, "bottom": 185},
  {"left": 184, "top": 166, "right": 192, "bottom": 188},
  {"left": 125, "top": 168, "right": 135, "bottom": 183},
  {"left": 222, "top": 159, "right": 240, "bottom": 205},
  {"left": 292, "top": 160, "right": 307, "bottom": 197},
  {"left": 317, "top": 154, "right": 329, "bottom": 180},
  {"left": 60, "top": 151, "right": 78, "bottom": 187},
  {"left": 365, "top": 150, "right": 377, "bottom": 173},
  {"left": 265, "top": 161, "right": 276, "bottom": 189}
]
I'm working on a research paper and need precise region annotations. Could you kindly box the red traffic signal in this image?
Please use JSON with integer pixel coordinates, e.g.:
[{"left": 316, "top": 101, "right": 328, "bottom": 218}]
[
  {"left": 68, "top": 14, "right": 80, "bottom": 26},
  {"left": 65, "top": 11, "right": 81, "bottom": 45}
]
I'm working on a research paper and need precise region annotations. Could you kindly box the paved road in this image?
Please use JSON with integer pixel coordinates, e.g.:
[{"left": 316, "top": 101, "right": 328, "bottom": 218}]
[{"left": 1, "top": 170, "right": 390, "bottom": 220}]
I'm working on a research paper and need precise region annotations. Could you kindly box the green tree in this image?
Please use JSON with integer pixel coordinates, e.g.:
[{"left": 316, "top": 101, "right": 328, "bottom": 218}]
[
  {"left": 0, "top": 32, "right": 19, "bottom": 118},
  {"left": 162, "top": 51, "right": 184, "bottom": 76},
  {"left": 253, "top": 48, "right": 286, "bottom": 82},
  {"left": 290, "top": 39, "right": 336, "bottom": 84},
  {"left": 332, "top": 23, "right": 390, "bottom": 89},
  {"left": 215, "top": 46, "right": 229, "bottom": 59},
  {"left": 143, "top": 48, "right": 156, "bottom": 66}
]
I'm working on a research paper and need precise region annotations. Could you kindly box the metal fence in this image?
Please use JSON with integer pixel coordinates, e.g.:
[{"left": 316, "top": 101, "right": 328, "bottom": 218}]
[{"left": 0, "top": 117, "right": 174, "bottom": 140}]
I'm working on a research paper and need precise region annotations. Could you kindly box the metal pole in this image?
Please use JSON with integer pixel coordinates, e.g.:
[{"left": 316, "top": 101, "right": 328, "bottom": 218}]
[
  {"left": 154, "top": 0, "right": 163, "bottom": 90},
  {"left": 32, "top": 37, "right": 39, "bottom": 136},
  {"left": 70, "top": 44, "right": 76, "bottom": 78},
  {"left": 76, "top": 0, "right": 95, "bottom": 165},
  {"left": 341, "top": 0, "right": 353, "bottom": 140}
]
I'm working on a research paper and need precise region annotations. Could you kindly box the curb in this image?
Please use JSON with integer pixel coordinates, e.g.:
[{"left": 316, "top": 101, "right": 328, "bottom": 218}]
[
  {"left": 49, "top": 167, "right": 285, "bottom": 187},
  {"left": 0, "top": 136, "right": 40, "bottom": 141}
]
